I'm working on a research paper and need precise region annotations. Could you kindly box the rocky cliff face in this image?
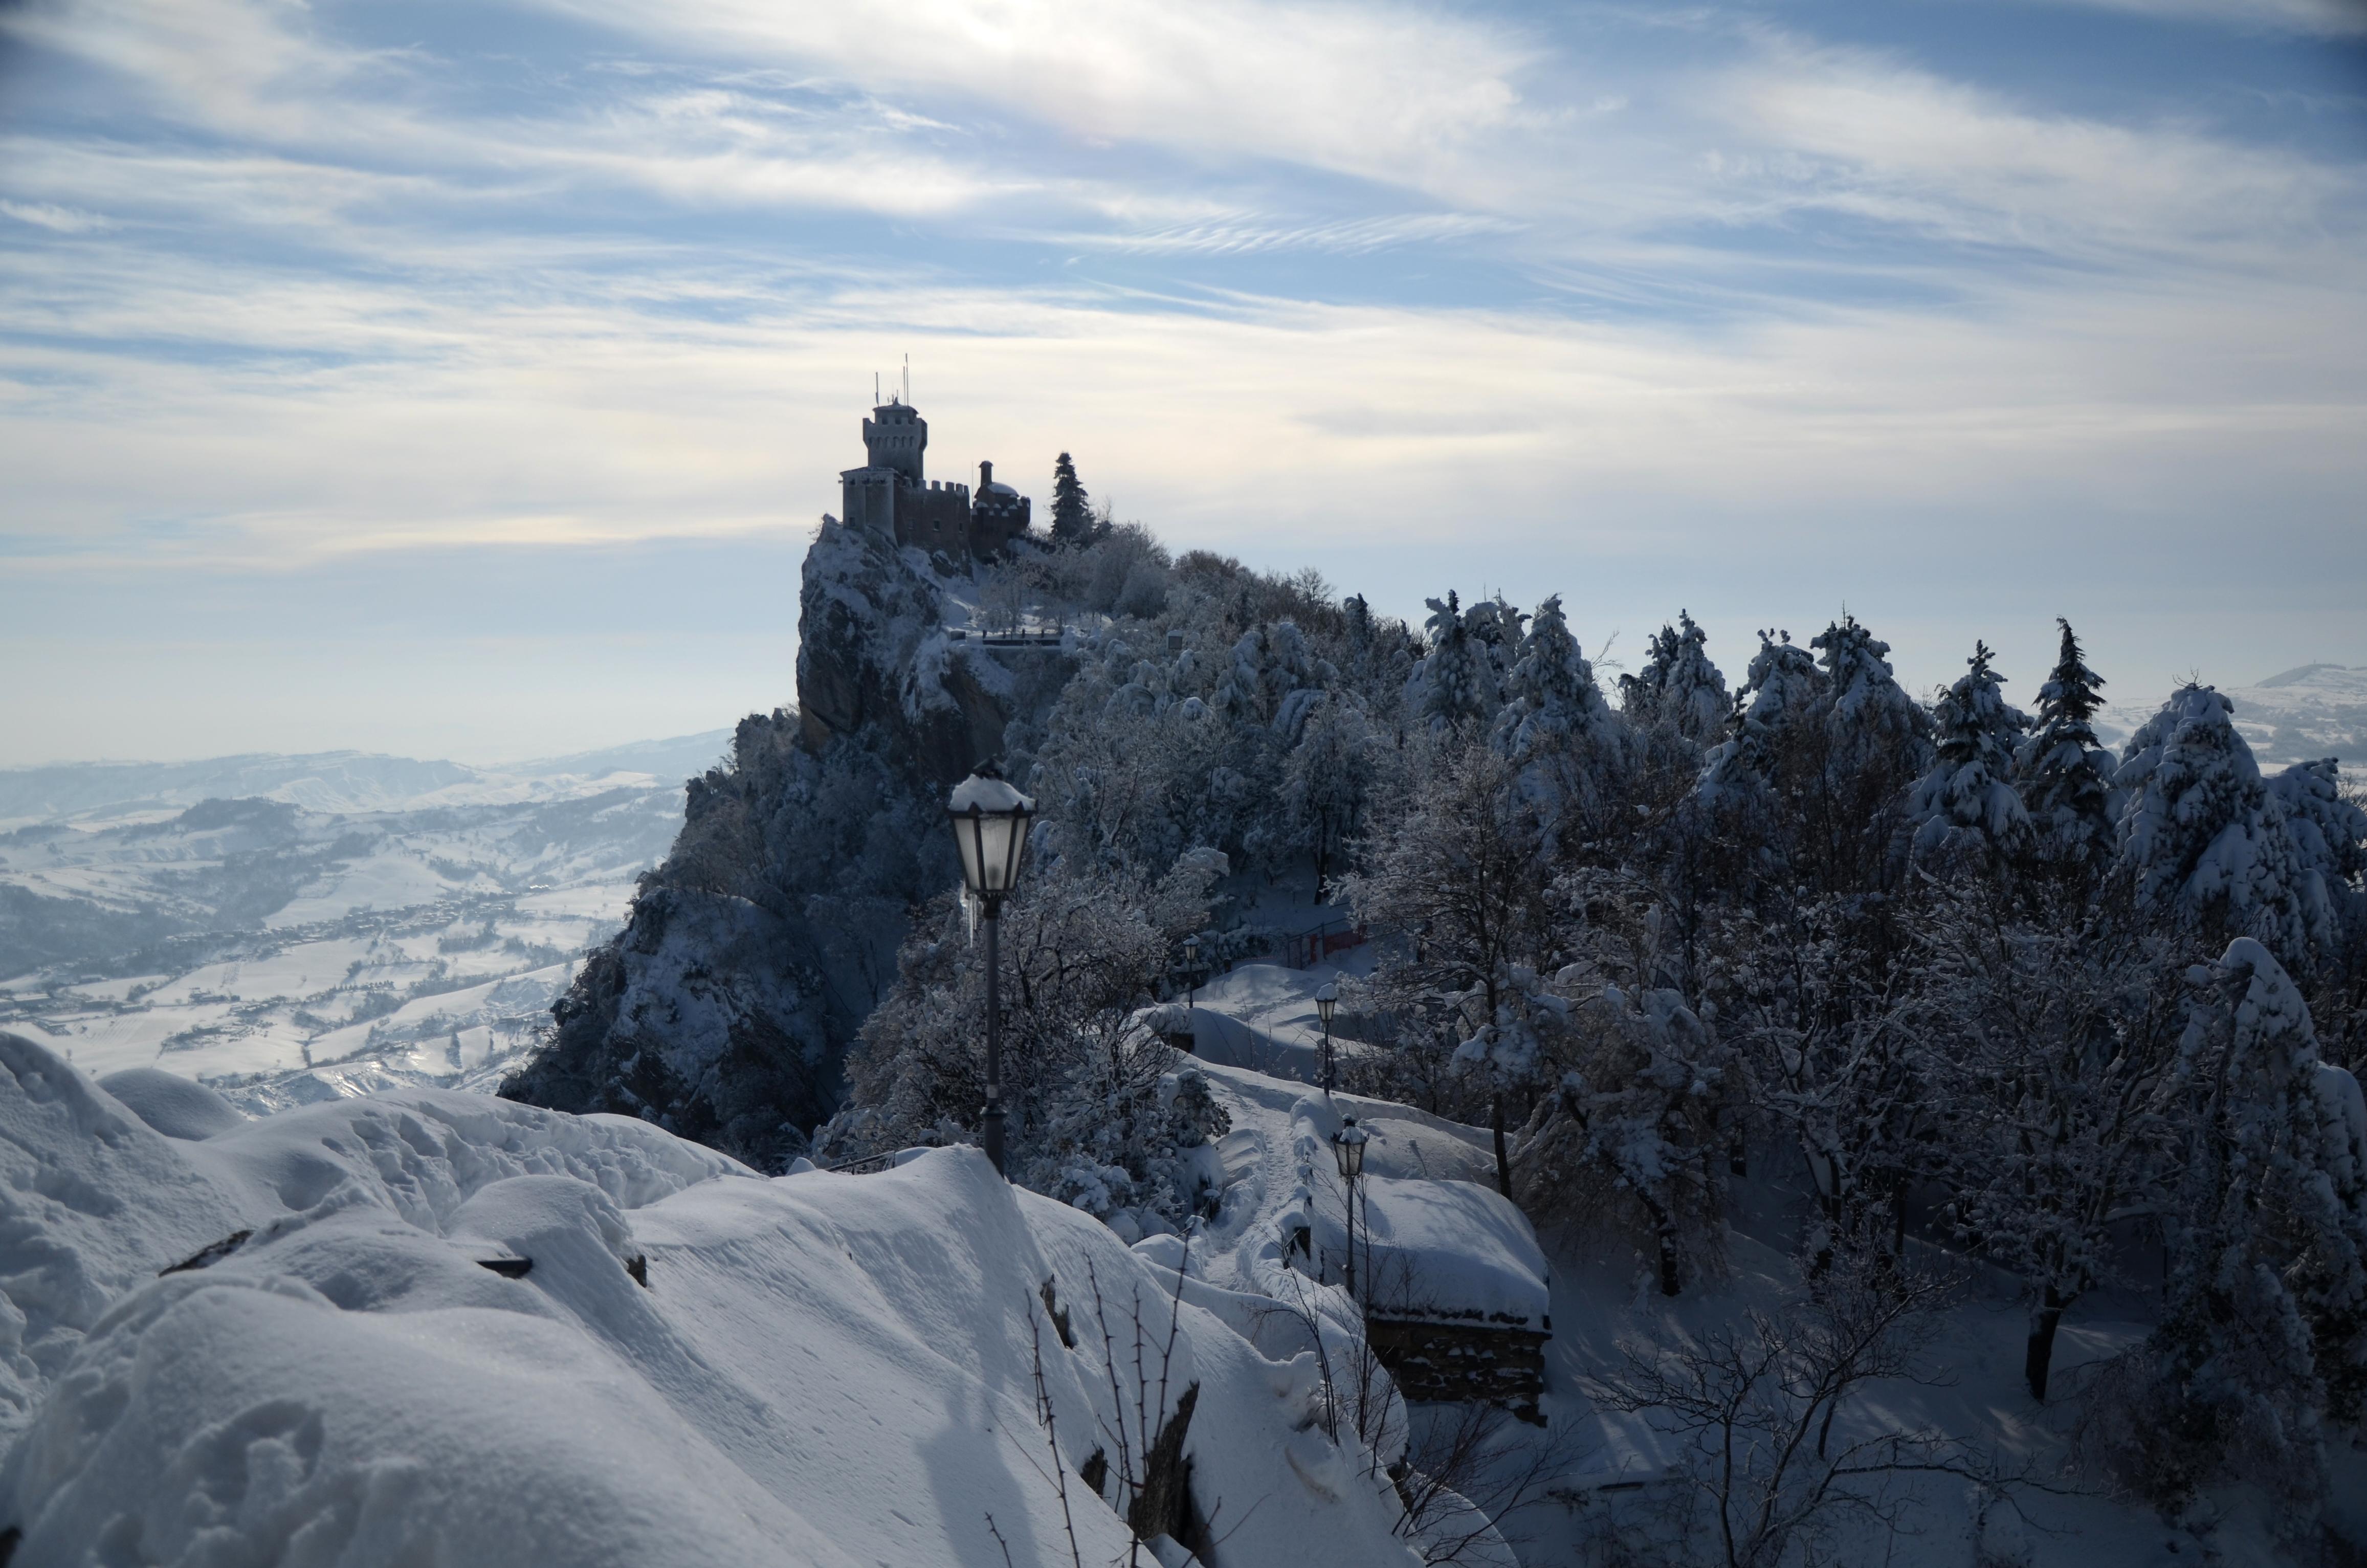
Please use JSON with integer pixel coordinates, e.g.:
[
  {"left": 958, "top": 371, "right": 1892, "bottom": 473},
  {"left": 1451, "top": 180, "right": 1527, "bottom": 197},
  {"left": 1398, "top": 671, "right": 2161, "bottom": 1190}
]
[
  {"left": 795, "top": 517, "right": 1055, "bottom": 787},
  {"left": 502, "top": 521, "right": 1075, "bottom": 1168}
]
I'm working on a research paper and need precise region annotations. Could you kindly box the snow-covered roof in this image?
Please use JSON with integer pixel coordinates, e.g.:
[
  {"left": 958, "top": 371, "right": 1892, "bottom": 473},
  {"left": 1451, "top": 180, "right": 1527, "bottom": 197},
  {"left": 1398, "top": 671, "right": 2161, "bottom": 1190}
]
[
  {"left": 946, "top": 773, "right": 1034, "bottom": 813},
  {"left": 1301, "top": 1167, "right": 1548, "bottom": 1329},
  {"left": 1357, "top": 1175, "right": 1551, "bottom": 1328}
]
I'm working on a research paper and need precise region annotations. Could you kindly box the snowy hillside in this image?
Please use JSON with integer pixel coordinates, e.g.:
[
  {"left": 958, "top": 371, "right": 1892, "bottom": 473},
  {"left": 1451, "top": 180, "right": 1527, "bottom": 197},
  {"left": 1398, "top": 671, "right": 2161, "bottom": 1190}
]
[
  {"left": 2098, "top": 662, "right": 2367, "bottom": 765},
  {"left": 0, "top": 735, "right": 727, "bottom": 1113}
]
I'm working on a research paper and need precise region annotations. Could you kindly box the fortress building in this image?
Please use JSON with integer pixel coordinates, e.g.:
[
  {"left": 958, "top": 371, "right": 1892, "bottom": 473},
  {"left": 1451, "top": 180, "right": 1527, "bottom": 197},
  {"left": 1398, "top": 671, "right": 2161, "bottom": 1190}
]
[{"left": 838, "top": 398, "right": 1031, "bottom": 562}]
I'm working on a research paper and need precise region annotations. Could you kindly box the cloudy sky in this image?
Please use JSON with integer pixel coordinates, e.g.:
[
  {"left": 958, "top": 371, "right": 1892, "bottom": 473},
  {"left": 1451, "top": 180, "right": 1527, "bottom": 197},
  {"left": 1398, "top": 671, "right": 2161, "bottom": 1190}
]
[{"left": 2, "top": 0, "right": 2362, "bottom": 766}]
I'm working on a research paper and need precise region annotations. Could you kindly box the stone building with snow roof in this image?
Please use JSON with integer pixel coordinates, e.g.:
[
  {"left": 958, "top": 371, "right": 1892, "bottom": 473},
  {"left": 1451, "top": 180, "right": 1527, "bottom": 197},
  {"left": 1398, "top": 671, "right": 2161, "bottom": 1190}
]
[{"left": 837, "top": 397, "right": 1031, "bottom": 563}]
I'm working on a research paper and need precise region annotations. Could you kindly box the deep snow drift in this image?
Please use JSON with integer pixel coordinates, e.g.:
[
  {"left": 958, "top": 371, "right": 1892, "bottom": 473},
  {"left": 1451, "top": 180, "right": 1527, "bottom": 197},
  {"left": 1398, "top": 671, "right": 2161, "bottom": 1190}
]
[{"left": 0, "top": 1028, "right": 1431, "bottom": 1566}]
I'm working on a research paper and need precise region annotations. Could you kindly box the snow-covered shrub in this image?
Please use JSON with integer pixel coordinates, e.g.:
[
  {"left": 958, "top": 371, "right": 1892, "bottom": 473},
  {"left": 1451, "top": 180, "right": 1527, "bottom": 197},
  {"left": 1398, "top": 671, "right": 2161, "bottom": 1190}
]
[{"left": 1035, "top": 1049, "right": 1232, "bottom": 1227}]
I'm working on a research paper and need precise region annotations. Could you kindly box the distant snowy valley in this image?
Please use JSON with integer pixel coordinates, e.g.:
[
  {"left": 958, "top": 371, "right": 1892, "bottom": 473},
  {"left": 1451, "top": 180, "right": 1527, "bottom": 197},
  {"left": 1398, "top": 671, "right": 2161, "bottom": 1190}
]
[{"left": 0, "top": 734, "right": 728, "bottom": 1112}]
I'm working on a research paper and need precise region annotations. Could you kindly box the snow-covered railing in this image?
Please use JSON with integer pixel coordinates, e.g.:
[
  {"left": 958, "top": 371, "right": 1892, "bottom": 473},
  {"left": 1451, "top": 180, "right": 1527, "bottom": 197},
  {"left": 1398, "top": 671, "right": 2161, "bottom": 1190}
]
[
  {"left": 1276, "top": 918, "right": 1368, "bottom": 970},
  {"left": 809, "top": 1145, "right": 938, "bottom": 1176}
]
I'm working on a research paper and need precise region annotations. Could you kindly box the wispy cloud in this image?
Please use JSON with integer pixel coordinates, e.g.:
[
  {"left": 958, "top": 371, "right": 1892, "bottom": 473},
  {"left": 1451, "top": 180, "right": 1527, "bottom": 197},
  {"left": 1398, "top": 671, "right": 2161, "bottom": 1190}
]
[
  {"left": 2038, "top": 0, "right": 2367, "bottom": 34},
  {"left": 532, "top": 0, "right": 1540, "bottom": 197},
  {"left": 0, "top": 198, "right": 113, "bottom": 233},
  {"left": 1711, "top": 37, "right": 2363, "bottom": 264},
  {"left": 1050, "top": 212, "right": 1522, "bottom": 257}
]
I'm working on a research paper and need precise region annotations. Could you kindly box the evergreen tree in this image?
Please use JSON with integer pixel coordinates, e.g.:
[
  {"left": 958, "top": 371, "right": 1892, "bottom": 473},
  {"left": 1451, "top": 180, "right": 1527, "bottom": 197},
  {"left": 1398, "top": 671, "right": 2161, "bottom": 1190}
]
[
  {"left": 1050, "top": 451, "right": 1093, "bottom": 545},
  {"left": 1812, "top": 614, "right": 1931, "bottom": 784},
  {"left": 1491, "top": 594, "right": 1621, "bottom": 849},
  {"left": 2152, "top": 937, "right": 2367, "bottom": 1513},
  {"left": 1620, "top": 610, "right": 1729, "bottom": 745},
  {"left": 2266, "top": 758, "right": 2367, "bottom": 946},
  {"left": 1903, "top": 641, "right": 2029, "bottom": 867},
  {"left": 1406, "top": 591, "right": 1500, "bottom": 739},
  {"left": 2017, "top": 618, "right": 2117, "bottom": 860},
  {"left": 1698, "top": 630, "right": 1826, "bottom": 803},
  {"left": 1491, "top": 594, "right": 1613, "bottom": 766},
  {"left": 2117, "top": 684, "right": 2331, "bottom": 969}
]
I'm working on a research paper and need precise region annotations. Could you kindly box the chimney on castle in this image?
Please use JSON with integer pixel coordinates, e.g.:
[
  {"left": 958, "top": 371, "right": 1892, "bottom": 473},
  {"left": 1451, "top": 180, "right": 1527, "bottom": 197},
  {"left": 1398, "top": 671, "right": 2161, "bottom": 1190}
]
[{"left": 979, "top": 459, "right": 993, "bottom": 489}]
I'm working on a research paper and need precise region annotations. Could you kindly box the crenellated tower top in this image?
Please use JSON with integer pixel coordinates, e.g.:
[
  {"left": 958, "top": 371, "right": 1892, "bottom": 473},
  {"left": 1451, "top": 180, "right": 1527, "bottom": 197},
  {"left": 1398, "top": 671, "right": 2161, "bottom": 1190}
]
[{"left": 861, "top": 397, "right": 926, "bottom": 485}]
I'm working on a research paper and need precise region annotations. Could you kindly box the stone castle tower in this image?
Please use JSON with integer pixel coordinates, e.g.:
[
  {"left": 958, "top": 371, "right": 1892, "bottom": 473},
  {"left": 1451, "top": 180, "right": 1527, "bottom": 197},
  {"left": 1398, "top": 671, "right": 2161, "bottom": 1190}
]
[{"left": 838, "top": 398, "right": 1030, "bottom": 562}]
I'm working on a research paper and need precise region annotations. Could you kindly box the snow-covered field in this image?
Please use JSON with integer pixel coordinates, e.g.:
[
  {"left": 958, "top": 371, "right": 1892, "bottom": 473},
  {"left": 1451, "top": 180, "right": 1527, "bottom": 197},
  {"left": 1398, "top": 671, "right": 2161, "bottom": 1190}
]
[{"left": 0, "top": 737, "right": 726, "bottom": 1112}]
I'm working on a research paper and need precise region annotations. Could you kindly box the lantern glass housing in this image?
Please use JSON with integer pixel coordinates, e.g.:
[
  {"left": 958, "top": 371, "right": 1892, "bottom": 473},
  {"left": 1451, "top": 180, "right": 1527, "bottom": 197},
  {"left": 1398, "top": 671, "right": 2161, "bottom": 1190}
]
[
  {"left": 947, "top": 770, "right": 1035, "bottom": 903},
  {"left": 1331, "top": 1118, "right": 1367, "bottom": 1180},
  {"left": 1183, "top": 934, "right": 1202, "bottom": 966},
  {"left": 1315, "top": 984, "right": 1337, "bottom": 1027}
]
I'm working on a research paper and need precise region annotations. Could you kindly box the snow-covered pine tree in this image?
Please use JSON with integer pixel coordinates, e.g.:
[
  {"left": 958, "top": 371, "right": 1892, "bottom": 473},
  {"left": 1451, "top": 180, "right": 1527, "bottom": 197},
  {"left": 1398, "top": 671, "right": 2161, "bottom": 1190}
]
[
  {"left": 2267, "top": 758, "right": 2367, "bottom": 947},
  {"left": 2116, "top": 684, "right": 2332, "bottom": 970},
  {"left": 2151, "top": 937, "right": 2367, "bottom": 1513},
  {"left": 1491, "top": 594, "right": 1612, "bottom": 763},
  {"left": 1463, "top": 593, "right": 1524, "bottom": 702},
  {"left": 1814, "top": 615, "right": 1929, "bottom": 773},
  {"left": 2016, "top": 618, "right": 2117, "bottom": 861},
  {"left": 1619, "top": 610, "right": 1730, "bottom": 745},
  {"left": 1902, "top": 641, "right": 2030, "bottom": 869},
  {"left": 1050, "top": 451, "right": 1093, "bottom": 545},
  {"left": 1405, "top": 591, "right": 1500, "bottom": 739},
  {"left": 1698, "top": 630, "right": 1827, "bottom": 804},
  {"left": 1489, "top": 594, "right": 1622, "bottom": 849},
  {"left": 1802, "top": 615, "right": 1932, "bottom": 890}
]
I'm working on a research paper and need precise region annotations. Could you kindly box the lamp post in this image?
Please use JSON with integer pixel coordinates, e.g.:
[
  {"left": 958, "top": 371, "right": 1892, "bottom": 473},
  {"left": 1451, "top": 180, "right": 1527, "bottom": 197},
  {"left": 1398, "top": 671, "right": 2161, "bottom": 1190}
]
[
  {"left": 1315, "top": 983, "right": 1338, "bottom": 1092},
  {"left": 1182, "top": 933, "right": 1202, "bottom": 1010},
  {"left": 948, "top": 765, "right": 1035, "bottom": 1179},
  {"left": 1331, "top": 1115, "right": 1368, "bottom": 1300}
]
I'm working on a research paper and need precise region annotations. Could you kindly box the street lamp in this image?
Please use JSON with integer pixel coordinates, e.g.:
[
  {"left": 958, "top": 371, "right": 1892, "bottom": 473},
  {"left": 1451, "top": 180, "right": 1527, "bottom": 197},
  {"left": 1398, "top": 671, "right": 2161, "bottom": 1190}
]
[
  {"left": 1182, "top": 933, "right": 1202, "bottom": 1010},
  {"left": 1331, "top": 1115, "right": 1368, "bottom": 1299},
  {"left": 1315, "top": 983, "right": 1338, "bottom": 1092},
  {"left": 948, "top": 764, "right": 1035, "bottom": 1178}
]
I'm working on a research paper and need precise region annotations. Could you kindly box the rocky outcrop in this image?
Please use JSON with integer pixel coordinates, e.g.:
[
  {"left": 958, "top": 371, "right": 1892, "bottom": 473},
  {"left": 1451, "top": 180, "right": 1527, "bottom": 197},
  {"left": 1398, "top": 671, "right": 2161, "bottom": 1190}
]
[
  {"left": 796, "top": 518, "right": 1027, "bottom": 788},
  {"left": 505, "top": 523, "right": 1078, "bottom": 1168}
]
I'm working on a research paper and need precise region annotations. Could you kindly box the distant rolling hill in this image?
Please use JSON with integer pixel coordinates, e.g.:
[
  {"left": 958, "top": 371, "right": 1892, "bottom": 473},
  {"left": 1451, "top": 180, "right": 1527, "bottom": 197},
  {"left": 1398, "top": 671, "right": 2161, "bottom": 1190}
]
[
  {"left": 2097, "top": 665, "right": 2367, "bottom": 767},
  {"left": 0, "top": 731, "right": 732, "bottom": 1113}
]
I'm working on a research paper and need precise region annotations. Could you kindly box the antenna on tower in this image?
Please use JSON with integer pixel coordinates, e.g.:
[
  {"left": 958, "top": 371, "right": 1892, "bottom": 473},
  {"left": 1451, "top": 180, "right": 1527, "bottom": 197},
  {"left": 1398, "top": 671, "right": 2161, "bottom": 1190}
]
[
  {"left": 902, "top": 353, "right": 910, "bottom": 405},
  {"left": 874, "top": 371, "right": 880, "bottom": 406}
]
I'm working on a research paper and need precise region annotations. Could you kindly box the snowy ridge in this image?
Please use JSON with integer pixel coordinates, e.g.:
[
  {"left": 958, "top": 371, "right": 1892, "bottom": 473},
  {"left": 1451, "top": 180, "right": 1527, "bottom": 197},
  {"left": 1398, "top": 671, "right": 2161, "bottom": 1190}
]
[{"left": 0, "top": 1028, "right": 1431, "bottom": 1567}]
